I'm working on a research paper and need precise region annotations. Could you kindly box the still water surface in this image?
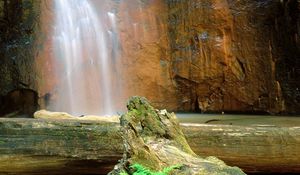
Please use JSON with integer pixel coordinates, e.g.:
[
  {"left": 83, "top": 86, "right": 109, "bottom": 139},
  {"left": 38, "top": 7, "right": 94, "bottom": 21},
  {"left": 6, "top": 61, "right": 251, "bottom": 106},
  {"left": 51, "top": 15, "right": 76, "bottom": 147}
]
[{"left": 177, "top": 113, "right": 300, "bottom": 127}]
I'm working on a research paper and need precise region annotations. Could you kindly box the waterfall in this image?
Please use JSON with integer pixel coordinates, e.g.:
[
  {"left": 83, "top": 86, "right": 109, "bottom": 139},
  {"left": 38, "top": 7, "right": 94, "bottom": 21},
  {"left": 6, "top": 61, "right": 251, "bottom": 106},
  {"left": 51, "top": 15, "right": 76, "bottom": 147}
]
[{"left": 52, "top": 0, "right": 117, "bottom": 116}]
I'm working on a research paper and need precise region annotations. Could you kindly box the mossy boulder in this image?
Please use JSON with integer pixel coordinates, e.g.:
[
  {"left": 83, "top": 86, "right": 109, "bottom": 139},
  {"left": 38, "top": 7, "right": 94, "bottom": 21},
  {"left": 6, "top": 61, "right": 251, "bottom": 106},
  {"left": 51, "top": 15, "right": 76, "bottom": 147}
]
[{"left": 109, "top": 96, "right": 246, "bottom": 175}]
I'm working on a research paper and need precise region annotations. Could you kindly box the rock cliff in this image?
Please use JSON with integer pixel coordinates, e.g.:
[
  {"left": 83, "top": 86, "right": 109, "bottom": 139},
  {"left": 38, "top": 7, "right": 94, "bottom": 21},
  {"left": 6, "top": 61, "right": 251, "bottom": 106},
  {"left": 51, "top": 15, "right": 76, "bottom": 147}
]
[
  {"left": 115, "top": 0, "right": 300, "bottom": 114},
  {"left": 0, "top": 0, "right": 299, "bottom": 115}
]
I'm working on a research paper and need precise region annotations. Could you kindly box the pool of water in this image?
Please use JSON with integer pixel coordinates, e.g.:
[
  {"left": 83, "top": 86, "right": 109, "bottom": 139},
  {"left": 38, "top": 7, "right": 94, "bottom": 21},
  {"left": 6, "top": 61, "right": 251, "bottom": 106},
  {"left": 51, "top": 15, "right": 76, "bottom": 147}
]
[{"left": 177, "top": 113, "right": 300, "bottom": 127}]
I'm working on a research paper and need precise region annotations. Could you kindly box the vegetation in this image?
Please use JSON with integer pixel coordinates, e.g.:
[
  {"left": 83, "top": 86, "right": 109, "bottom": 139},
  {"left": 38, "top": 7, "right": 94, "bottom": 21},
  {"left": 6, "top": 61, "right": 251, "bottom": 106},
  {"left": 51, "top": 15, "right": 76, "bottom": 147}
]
[{"left": 120, "top": 163, "right": 181, "bottom": 175}]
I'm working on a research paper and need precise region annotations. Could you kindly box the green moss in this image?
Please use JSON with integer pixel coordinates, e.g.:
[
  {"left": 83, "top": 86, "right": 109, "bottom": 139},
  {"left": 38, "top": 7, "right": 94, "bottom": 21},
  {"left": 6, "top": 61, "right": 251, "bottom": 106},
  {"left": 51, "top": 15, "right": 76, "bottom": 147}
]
[
  {"left": 120, "top": 171, "right": 128, "bottom": 175},
  {"left": 120, "top": 163, "right": 181, "bottom": 175}
]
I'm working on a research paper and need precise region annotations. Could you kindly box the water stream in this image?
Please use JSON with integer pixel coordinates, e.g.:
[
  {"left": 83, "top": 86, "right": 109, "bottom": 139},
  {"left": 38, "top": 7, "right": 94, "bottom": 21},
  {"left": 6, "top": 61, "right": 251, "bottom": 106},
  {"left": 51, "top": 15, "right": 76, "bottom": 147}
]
[{"left": 52, "top": 0, "right": 117, "bottom": 116}]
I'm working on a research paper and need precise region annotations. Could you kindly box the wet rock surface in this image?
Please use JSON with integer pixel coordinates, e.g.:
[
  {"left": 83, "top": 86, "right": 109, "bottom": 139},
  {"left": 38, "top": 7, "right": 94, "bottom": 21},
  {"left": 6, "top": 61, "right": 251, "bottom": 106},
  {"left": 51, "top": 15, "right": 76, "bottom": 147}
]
[
  {"left": 37, "top": 0, "right": 299, "bottom": 114},
  {"left": 0, "top": 0, "right": 299, "bottom": 115},
  {"left": 164, "top": 0, "right": 299, "bottom": 114},
  {"left": 109, "top": 96, "right": 245, "bottom": 175},
  {"left": 88, "top": 0, "right": 299, "bottom": 114}
]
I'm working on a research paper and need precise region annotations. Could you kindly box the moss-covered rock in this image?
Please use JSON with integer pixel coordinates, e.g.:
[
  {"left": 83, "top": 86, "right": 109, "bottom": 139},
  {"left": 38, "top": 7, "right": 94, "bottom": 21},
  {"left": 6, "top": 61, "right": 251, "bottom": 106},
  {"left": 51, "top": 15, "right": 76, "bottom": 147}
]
[{"left": 109, "top": 96, "right": 246, "bottom": 175}]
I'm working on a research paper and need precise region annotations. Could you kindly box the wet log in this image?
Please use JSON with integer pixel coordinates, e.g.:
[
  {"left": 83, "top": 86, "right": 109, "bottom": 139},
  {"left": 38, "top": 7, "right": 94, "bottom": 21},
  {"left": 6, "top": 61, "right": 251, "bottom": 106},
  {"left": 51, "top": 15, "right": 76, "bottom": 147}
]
[{"left": 0, "top": 118, "right": 300, "bottom": 174}]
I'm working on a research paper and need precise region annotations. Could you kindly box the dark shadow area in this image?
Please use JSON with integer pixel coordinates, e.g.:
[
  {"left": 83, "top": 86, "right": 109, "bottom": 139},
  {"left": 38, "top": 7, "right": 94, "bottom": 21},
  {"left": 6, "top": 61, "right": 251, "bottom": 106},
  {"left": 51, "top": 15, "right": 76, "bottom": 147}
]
[
  {"left": 0, "top": 88, "right": 38, "bottom": 118},
  {"left": 272, "top": 0, "right": 300, "bottom": 114}
]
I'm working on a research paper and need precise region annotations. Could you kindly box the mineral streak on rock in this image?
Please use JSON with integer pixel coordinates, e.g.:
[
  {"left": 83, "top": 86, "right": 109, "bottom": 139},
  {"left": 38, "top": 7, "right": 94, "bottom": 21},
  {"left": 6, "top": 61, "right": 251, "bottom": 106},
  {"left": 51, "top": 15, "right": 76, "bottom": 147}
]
[{"left": 109, "top": 96, "right": 245, "bottom": 175}]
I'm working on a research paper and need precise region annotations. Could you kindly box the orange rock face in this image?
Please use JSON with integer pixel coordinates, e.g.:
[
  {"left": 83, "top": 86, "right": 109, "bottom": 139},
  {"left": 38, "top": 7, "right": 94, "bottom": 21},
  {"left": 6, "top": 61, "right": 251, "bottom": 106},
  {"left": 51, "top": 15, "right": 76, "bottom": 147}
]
[
  {"left": 35, "top": 0, "right": 299, "bottom": 114},
  {"left": 115, "top": 0, "right": 178, "bottom": 111},
  {"left": 164, "top": 0, "right": 284, "bottom": 113}
]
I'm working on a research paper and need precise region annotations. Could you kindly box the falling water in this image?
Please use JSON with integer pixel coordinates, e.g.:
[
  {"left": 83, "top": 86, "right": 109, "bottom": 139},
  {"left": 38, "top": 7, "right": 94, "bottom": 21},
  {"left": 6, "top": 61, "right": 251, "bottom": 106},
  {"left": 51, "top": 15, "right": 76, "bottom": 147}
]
[{"left": 52, "top": 0, "right": 116, "bottom": 116}]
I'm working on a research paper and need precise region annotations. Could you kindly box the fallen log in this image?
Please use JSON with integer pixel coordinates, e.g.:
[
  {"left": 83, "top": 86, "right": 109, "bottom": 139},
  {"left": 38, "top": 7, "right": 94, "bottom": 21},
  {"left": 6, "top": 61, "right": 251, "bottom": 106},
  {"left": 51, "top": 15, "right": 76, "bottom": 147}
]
[
  {"left": 0, "top": 118, "right": 122, "bottom": 175},
  {"left": 182, "top": 123, "right": 300, "bottom": 174},
  {"left": 0, "top": 118, "right": 299, "bottom": 174}
]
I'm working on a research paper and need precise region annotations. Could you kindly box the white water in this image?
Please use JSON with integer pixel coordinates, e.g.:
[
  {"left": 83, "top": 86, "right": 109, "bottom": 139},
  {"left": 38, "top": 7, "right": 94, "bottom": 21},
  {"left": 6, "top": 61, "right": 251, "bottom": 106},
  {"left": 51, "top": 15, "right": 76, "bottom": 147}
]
[{"left": 52, "top": 0, "right": 116, "bottom": 116}]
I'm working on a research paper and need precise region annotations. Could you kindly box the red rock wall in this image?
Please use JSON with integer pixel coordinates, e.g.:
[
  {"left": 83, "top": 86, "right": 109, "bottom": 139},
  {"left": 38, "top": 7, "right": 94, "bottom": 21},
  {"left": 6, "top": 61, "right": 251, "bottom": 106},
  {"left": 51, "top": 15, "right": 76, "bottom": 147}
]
[
  {"left": 35, "top": 0, "right": 299, "bottom": 114},
  {"left": 115, "top": 0, "right": 179, "bottom": 110},
  {"left": 165, "top": 0, "right": 286, "bottom": 113},
  {"left": 34, "top": 0, "right": 57, "bottom": 108}
]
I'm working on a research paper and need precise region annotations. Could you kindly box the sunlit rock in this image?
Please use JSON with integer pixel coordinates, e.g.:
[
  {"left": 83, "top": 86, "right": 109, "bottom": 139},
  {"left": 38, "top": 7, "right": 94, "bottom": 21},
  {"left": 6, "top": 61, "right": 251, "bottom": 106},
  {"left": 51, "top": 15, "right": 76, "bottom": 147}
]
[
  {"left": 34, "top": 110, "right": 74, "bottom": 119},
  {"left": 34, "top": 110, "right": 119, "bottom": 122}
]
